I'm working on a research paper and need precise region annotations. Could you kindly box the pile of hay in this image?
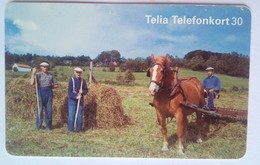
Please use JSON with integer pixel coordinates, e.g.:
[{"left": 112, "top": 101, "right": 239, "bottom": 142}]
[
  {"left": 84, "top": 84, "right": 130, "bottom": 129},
  {"left": 6, "top": 78, "right": 130, "bottom": 129},
  {"left": 5, "top": 78, "right": 69, "bottom": 125},
  {"left": 6, "top": 79, "right": 36, "bottom": 119}
]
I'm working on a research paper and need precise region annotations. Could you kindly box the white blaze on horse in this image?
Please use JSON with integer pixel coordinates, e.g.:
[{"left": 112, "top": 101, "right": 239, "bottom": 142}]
[{"left": 147, "top": 54, "right": 205, "bottom": 155}]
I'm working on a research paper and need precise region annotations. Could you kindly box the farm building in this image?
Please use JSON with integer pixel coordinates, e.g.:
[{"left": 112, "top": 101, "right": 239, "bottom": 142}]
[{"left": 12, "top": 63, "right": 32, "bottom": 72}]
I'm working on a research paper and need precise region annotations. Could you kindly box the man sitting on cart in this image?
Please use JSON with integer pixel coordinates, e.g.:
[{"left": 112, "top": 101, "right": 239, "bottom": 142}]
[{"left": 203, "top": 67, "right": 221, "bottom": 111}]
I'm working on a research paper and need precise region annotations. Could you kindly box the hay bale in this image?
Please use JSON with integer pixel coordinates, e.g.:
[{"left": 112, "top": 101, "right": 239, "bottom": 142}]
[
  {"left": 5, "top": 78, "right": 68, "bottom": 126},
  {"left": 52, "top": 85, "right": 68, "bottom": 127},
  {"left": 84, "top": 84, "right": 130, "bottom": 129},
  {"left": 6, "top": 78, "right": 130, "bottom": 129},
  {"left": 6, "top": 78, "right": 35, "bottom": 119}
]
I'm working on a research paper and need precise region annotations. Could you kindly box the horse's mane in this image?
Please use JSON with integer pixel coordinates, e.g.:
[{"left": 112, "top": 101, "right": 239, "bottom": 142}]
[
  {"left": 154, "top": 55, "right": 172, "bottom": 69},
  {"left": 152, "top": 54, "right": 176, "bottom": 86}
]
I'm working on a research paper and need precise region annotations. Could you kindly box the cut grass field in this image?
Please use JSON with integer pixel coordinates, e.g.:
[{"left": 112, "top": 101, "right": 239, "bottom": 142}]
[{"left": 5, "top": 67, "right": 248, "bottom": 158}]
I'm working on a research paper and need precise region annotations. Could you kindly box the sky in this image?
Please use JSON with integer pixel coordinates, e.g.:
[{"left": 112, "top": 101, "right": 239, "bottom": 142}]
[{"left": 5, "top": 3, "right": 251, "bottom": 59}]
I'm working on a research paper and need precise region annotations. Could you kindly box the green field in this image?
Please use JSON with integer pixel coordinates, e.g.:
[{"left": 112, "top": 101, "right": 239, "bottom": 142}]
[
  {"left": 5, "top": 67, "right": 248, "bottom": 158},
  {"left": 52, "top": 66, "right": 249, "bottom": 90}
]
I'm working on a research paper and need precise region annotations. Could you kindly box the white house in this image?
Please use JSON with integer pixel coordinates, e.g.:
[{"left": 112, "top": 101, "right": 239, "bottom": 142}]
[{"left": 12, "top": 63, "right": 32, "bottom": 72}]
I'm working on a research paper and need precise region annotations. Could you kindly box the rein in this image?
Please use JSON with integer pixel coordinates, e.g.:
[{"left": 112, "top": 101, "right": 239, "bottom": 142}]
[
  {"left": 148, "top": 63, "right": 168, "bottom": 87},
  {"left": 158, "top": 85, "right": 174, "bottom": 92},
  {"left": 154, "top": 76, "right": 196, "bottom": 100},
  {"left": 148, "top": 63, "right": 178, "bottom": 87},
  {"left": 148, "top": 62, "right": 184, "bottom": 98},
  {"left": 154, "top": 79, "right": 183, "bottom": 100}
]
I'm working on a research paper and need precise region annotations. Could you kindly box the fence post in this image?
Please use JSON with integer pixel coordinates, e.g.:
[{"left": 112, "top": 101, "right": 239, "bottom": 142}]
[{"left": 89, "top": 61, "right": 93, "bottom": 83}]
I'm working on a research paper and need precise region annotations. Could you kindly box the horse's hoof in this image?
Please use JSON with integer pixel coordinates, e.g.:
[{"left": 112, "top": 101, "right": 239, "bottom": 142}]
[
  {"left": 177, "top": 149, "right": 185, "bottom": 155},
  {"left": 196, "top": 138, "right": 203, "bottom": 143},
  {"left": 161, "top": 146, "right": 169, "bottom": 151}
]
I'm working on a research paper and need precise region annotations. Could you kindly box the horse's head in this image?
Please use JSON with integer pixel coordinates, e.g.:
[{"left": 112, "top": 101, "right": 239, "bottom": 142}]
[{"left": 147, "top": 53, "right": 171, "bottom": 96}]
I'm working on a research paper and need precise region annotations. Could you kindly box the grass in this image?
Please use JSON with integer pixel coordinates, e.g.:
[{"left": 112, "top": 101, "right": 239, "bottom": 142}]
[
  {"left": 6, "top": 116, "right": 247, "bottom": 158},
  {"left": 5, "top": 67, "right": 248, "bottom": 158}
]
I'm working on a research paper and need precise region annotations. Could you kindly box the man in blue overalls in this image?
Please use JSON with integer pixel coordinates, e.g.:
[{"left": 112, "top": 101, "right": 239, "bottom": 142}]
[
  {"left": 67, "top": 67, "right": 88, "bottom": 133},
  {"left": 203, "top": 67, "right": 221, "bottom": 111},
  {"left": 30, "top": 62, "right": 58, "bottom": 131}
]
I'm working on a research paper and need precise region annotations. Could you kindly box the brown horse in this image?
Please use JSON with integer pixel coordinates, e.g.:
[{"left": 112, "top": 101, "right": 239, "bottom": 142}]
[{"left": 147, "top": 54, "right": 205, "bottom": 155}]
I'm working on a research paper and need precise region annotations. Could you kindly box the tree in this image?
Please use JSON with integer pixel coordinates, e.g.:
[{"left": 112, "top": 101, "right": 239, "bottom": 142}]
[
  {"left": 168, "top": 55, "right": 183, "bottom": 67},
  {"left": 95, "top": 50, "right": 121, "bottom": 66},
  {"left": 185, "top": 55, "right": 205, "bottom": 70},
  {"left": 110, "top": 50, "right": 121, "bottom": 62},
  {"left": 204, "top": 55, "right": 218, "bottom": 70},
  {"left": 120, "top": 58, "right": 149, "bottom": 72},
  {"left": 183, "top": 50, "right": 249, "bottom": 78}
]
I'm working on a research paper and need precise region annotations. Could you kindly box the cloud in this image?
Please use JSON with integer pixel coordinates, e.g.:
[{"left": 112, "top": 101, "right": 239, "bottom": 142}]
[
  {"left": 155, "top": 34, "right": 199, "bottom": 44},
  {"left": 224, "top": 35, "right": 239, "bottom": 42},
  {"left": 13, "top": 19, "right": 38, "bottom": 31},
  {"left": 5, "top": 3, "right": 199, "bottom": 58},
  {"left": 5, "top": 3, "right": 251, "bottom": 58},
  {"left": 5, "top": 19, "right": 20, "bottom": 36}
]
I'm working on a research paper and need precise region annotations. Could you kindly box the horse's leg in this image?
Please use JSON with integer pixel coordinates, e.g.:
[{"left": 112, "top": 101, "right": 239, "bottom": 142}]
[
  {"left": 156, "top": 110, "right": 169, "bottom": 151},
  {"left": 161, "top": 117, "right": 169, "bottom": 151},
  {"left": 156, "top": 110, "right": 161, "bottom": 126},
  {"left": 195, "top": 112, "right": 203, "bottom": 143},
  {"left": 183, "top": 115, "right": 188, "bottom": 143},
  {"left": 176, "top": 110, "right": 185, "bottom": 155}
]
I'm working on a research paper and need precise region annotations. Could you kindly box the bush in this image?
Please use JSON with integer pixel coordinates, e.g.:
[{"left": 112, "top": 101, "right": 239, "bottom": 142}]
[
  {"left": 124, "top": 70, "right": 135, "bottom": 84},
  {"left": 109, "top": 63, "right": 115, "bottom": 72},
  {"left": 116, "top": 75, "right": 124, "bottom": 84},
  {"left": 120, "top": 58, "right": 149, "bottom": 72},
  {"left": 116, "top": 70, "right": 135, "bottom": 85},
  {"left": 119, "top": 63, "right": 127, "bottom": 72}
]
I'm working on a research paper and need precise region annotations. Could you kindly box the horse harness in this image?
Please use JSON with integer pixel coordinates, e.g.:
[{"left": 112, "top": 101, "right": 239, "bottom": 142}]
[
  {"left": 147, "top": 63, "right": 167, "bottom": 87},
  {"left": 157, "top": 78, "right": 191, "bottom": 100},
  {"left": 148, "top": 78, "right": 190, "bottom": 107},
  {"left": 147, "top": 63, "right": 190, "bottom": 103}
]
